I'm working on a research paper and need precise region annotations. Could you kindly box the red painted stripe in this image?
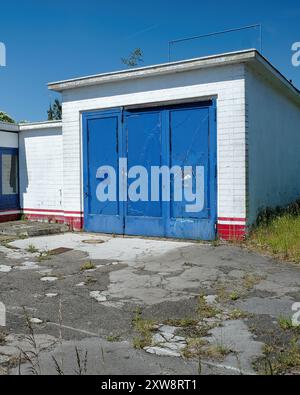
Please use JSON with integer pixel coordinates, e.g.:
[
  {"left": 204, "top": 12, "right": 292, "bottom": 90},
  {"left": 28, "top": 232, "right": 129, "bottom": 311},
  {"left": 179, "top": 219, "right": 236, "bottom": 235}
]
[
  {"left": 218, "top": 217, "right": 247, "bottom": 222},
  {"left": 23, "top": 208, "right": 64, "bottom": 213},
  {"left": 23, "top": 208, "right": 83, "bottom": 215},
  {"left": 25, "top": 213, "right": 83, "bottom": 231}
]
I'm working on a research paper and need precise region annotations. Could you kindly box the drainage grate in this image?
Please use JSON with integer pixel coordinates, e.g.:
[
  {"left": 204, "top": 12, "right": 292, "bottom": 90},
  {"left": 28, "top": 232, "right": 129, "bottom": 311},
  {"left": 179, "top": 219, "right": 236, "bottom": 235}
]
[{"left": 49, "top": 247, "right": 74, "bottom": 255}]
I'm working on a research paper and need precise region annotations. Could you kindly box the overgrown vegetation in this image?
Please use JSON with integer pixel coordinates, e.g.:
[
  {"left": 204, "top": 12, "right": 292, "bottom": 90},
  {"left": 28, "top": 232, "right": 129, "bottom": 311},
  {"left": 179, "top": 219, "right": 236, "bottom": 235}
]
[
  {"left": 255, "top": 339, "right": 300, "bottom": 375},
  {"left": 247, "top": 199, "right": 300, "bottom": 263}
]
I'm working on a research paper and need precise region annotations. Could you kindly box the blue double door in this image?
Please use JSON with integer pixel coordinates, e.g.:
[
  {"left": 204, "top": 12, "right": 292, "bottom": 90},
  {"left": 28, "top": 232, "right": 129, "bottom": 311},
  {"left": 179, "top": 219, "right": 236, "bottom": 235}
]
[{"left": 83, "top": 101, "right": 217, "bottom": 240}]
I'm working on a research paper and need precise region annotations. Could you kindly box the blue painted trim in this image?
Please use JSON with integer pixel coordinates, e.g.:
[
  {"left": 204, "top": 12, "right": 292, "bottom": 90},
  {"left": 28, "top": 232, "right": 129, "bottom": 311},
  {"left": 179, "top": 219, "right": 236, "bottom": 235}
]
[{"left": 0, "top": 147, "right": 19, "bottom": 211}]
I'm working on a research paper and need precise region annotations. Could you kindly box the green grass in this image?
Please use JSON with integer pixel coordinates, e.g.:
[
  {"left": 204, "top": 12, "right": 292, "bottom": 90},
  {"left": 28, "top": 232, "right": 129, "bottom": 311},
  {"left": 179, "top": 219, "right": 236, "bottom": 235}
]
[
  {"left": 80, "top": 261, "right": 96, "bottom": 271},
  {"left": 26, "top": 244, "right": 39, "bottom": 254},
  {"left": 248, "top": 214, "right": 300, "bottom": 263},
  {"left": 106, "top": 334, "right": 121, "bottom": 342}
]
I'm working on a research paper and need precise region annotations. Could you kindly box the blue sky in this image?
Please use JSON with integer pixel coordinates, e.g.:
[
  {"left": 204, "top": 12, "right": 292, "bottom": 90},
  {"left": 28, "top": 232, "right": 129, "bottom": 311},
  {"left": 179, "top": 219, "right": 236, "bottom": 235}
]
[{"left": 0, "top": 0, "right": 299, "bottom": 122}]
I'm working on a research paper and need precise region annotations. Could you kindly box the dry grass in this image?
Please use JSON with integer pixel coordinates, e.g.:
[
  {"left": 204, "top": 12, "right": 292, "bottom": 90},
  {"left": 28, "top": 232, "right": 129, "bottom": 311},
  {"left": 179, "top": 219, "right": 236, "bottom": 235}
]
[
  {"left": 242, "top": 273, "right": 264, "bottom": 290},
  {"left": 247, "top": 214, "right": 300, "bottom": 263},
  {"left": 197, "top": 295, "right": 219, "bottom": 320},
  {"left": 132, "top": 309, "right": 157, "bottom": 350},
  {"left": 163, "top": 318, "right": 198, "bottom": 327},
  {"left": 256, "top": 339, "right": 300, "bottom": 375}
]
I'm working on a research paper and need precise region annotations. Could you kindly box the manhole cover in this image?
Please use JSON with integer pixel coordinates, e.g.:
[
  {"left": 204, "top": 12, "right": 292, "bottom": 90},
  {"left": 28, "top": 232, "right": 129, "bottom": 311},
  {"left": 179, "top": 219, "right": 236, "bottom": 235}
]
[{"left": 82, "top": 239, "right": 106, "bottom": 245}]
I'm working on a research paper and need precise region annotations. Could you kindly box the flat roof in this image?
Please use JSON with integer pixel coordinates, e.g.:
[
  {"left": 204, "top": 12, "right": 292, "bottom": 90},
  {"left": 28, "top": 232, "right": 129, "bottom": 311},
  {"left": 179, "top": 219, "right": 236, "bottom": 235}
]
[
  {"left": 19, "top": 120, "right": 62, "bottom": 131},
  {"left": 0, "top": 121, "right": 19, "bottom": 133},
  {"left": 48, "top": 49, "right": 300, "bottom": 103}
]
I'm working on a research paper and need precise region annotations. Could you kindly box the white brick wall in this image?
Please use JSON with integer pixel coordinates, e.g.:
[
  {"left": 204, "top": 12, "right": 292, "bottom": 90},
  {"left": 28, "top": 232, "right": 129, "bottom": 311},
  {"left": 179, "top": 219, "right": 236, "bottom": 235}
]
[
  {"left": 19, "top": 126, "right": 63, "bottom": 211},
  {"left": 61, "top": 63, "right": 247, "bottom": 221},
  {"left": 246, "top": 66, "right": 300, "bottom": 224}
]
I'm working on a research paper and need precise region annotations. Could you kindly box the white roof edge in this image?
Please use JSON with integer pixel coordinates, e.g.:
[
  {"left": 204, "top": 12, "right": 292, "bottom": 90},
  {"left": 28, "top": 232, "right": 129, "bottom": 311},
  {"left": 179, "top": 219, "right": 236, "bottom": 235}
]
[
  {"left": 48, "top": 49, "right": 300, "bottom": 102},
  {"left": 0, "top": 121, "right": 19, "bottom": 132},
  {"left": 48, "top": 49, "right": 258, "bottom": 91},
  {"left": 19, "top": 120, "right": 62, "bottom": 131}
]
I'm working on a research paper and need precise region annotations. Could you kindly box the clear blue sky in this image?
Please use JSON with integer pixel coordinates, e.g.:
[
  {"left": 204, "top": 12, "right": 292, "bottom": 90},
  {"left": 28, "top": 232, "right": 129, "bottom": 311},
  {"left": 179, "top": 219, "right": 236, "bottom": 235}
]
[{"left": 0, "top": 0, "right": 299, "bottom": 122}]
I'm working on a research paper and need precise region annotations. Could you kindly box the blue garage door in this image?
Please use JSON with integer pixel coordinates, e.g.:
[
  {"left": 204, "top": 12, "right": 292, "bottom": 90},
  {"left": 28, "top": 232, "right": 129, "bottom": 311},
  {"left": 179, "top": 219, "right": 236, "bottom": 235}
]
[{"left": 83, "top": 101, "right": 217, "bottom": 240}]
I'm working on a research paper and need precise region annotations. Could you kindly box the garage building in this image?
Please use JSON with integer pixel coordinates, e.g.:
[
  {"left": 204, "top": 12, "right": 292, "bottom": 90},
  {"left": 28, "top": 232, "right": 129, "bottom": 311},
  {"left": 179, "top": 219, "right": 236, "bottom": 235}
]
[{"left": 3, "top": 49, "right": 300, "bottom": 240}]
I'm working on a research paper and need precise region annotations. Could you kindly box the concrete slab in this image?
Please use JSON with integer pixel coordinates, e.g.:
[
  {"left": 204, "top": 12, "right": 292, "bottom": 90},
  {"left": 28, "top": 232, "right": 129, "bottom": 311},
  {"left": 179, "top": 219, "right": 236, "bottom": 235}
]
[{"left": 0, "top": 233, "right": 299, "bottom": 375}]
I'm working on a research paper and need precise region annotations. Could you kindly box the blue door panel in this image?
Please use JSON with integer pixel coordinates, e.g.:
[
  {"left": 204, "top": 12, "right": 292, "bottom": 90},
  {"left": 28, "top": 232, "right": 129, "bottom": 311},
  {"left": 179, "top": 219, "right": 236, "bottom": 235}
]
[
  {"left": 83, "top": 110, "right": 124, "bottom": 234},
  {"left": 167, "top": 104, "right": 217, "bottom": 240},
  {"left": 124, "top": 110, "right": 165, "bottom": 237},
  {"left": 169, "top": 107, "right": 210, "bottom": 220},
  {"left": 126, "top": 111, "right": 162, "bottom": 218}
]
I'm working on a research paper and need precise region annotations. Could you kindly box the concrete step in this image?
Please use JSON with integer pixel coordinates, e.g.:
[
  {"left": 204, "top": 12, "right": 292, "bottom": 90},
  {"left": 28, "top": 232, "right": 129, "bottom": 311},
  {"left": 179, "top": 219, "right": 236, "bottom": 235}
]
[{"left": 0, "top": 221, "right": 69, "bottom": 237}]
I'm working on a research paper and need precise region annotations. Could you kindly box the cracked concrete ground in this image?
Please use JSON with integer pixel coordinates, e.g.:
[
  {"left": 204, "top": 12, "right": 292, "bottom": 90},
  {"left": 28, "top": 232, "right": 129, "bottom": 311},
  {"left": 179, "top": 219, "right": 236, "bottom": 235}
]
[{"left": 0, "top": 232, "right": 299, "bottom": 375}]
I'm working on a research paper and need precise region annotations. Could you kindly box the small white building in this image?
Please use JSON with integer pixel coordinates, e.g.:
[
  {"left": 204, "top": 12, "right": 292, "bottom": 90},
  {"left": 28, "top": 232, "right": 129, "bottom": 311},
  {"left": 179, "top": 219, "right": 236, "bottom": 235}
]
[{"left": 2, "top": 49, "right": 300, "bottom": 240}]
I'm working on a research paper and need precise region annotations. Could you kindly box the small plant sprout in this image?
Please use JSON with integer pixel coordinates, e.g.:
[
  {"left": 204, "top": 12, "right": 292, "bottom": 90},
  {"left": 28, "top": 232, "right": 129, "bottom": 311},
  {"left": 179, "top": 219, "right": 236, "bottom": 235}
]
[
  {"left": 80, "top": 261, "right": 96, "bottom": 272},
  {"left": 26, "top": 244, "right": 39, "bottom": 254}
]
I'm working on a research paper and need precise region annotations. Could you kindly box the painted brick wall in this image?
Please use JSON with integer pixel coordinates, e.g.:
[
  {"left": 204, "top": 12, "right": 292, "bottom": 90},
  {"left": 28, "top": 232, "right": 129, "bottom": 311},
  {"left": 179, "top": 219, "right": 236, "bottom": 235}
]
[
  {"left": 61, "top": 64, "right": 247, "bottom": 238},
  {"left": 0, "top": 129, "right": 18, "bottom": 148},
  {"left": 246, "top": 66, "right": 300, "bottom": 225},
  {"left": 19, "top": 126, "right": 63, "bottom": 221}
]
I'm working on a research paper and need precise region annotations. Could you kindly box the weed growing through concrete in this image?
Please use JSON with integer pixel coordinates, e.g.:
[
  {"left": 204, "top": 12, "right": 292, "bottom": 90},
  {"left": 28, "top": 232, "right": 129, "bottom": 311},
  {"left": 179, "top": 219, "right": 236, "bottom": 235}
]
[
  {"left": 80, "top": 261, "right": 96, "bottom": 271},
  {"left": 0, "top": 330, "right": 6, "bottom": 345},
  {"left": 229, "top": 291, "right": 240, "bottom": 301},
  {"left": 197, "top": 295, "right": 219, "bottom": 320},
  {"left": 26, "top": 244, "right": 39, "bottom": 254},
  {"left": 106, "top": 334, "right": 121, "bottom": 342},
  {"left": 278, "top": 316, "right": 300, "bottom": 332},
  {"left": 242, "top": 274, "right": 264, "bottom": 290},
  {"left": 132, "top": 308, "right": 157, "bottom": 349},
  {"left": 163, "top": 318, "right": 198, "bottom": 327},
  {"left": 84, "top": 276, "right": 97, "bottom": 285},
  {"left": 37, "top": 250, "right": 52, "bottom": 262},
  {"left": 228, "top": 309, "right": 249, "bottom": 320}
]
